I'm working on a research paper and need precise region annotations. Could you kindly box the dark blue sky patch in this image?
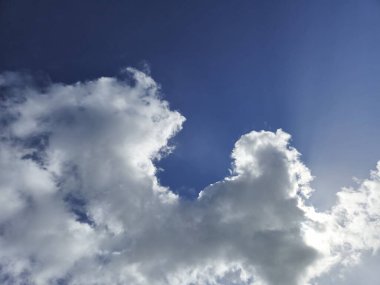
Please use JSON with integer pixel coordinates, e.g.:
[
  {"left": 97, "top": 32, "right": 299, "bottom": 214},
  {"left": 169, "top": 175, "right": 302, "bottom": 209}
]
[
  {"left": 64, "top": 193, "right": 95, "bottom": 227},
  {"left": 19, "top": 133, "right": 50, "bottom": 165}
]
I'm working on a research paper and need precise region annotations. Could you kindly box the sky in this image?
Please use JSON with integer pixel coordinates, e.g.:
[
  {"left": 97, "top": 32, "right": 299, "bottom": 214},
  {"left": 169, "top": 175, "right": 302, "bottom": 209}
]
[{"left": 0, "top": 1, "right": 380, "bottom": 285}]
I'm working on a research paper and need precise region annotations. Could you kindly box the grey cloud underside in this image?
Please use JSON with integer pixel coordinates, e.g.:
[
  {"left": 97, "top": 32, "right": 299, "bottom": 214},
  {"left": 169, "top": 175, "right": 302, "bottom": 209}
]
[{"left": 0, "top": 69, "right": 379, "bottom": 285}]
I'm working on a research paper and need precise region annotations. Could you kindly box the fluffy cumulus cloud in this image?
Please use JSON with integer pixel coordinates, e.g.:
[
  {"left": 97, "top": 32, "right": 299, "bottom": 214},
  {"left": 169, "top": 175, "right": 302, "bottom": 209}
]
[{"left": 0, "top": 69, "right": 379, "bottom": 285}]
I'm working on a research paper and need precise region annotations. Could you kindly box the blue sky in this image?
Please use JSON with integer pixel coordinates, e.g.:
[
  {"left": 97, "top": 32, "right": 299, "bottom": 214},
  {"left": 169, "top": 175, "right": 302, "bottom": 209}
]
[
  {"left": 1, "top": 1, "right": 380, "bottom": 284},
  {"left": 2, "top": 0, "right": 379, "bottom": 201}
]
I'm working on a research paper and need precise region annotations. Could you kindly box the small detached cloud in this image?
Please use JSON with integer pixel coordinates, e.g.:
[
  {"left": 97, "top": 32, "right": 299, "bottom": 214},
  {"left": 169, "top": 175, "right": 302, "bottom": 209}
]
[{"left": 0, "top": 69, "right": 379, "bottom": 285}]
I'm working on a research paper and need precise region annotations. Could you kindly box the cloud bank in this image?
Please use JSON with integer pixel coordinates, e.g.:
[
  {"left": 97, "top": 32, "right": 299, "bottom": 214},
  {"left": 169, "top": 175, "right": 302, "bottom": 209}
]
[{"left": 0, "top": 69, "right": 379, "bottom": 285}]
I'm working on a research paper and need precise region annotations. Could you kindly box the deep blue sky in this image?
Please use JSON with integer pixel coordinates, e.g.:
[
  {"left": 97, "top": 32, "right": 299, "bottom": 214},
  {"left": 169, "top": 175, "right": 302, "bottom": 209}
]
[{"left": 1, "top": 0, "right": 379, "bottom": 202}]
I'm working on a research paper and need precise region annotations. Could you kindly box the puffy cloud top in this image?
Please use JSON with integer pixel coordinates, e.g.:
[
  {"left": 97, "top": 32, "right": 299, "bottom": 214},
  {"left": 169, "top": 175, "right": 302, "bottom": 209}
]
[{"left": 0, "top": 69, "right": 379, "bottom": 285}]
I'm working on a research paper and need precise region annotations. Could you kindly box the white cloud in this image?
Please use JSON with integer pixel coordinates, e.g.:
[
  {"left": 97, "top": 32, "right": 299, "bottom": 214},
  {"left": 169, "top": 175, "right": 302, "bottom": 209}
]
[{"left": 0, "top": 69, "right": 379, "bottom": 285}]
